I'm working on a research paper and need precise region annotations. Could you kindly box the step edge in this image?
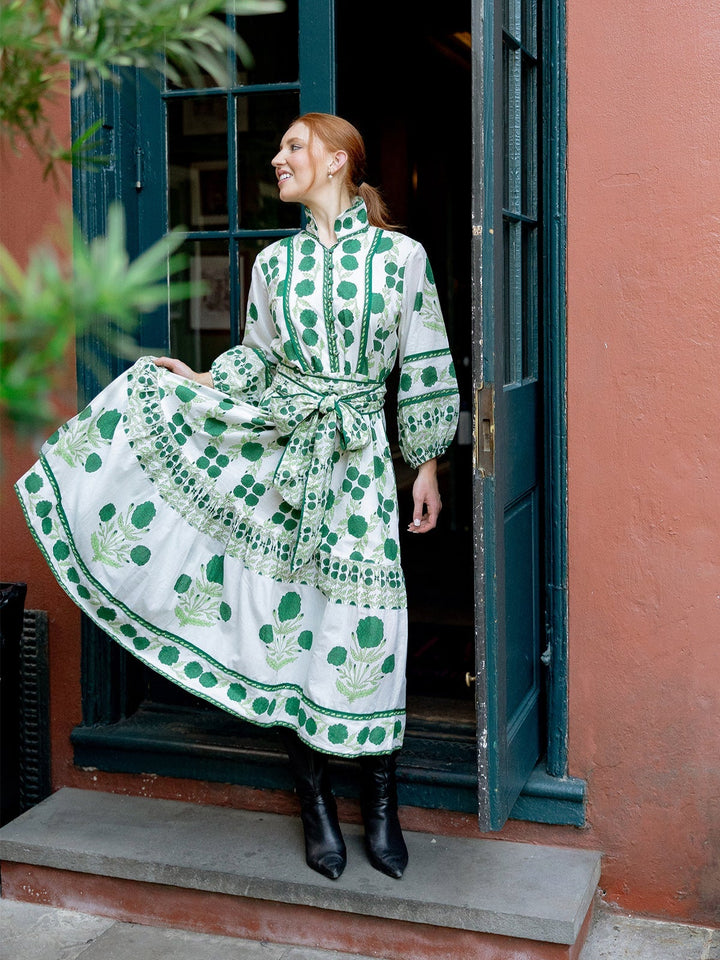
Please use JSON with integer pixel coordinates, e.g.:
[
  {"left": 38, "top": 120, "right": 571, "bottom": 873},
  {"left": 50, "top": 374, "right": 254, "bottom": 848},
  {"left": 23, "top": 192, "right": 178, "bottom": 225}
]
[{"left": 0, "top": 843, "right": 600, "bottom": 945}]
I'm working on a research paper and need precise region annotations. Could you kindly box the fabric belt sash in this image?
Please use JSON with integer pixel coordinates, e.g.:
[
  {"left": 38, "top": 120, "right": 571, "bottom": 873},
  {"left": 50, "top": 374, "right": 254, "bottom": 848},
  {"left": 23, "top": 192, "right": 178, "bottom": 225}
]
[{"left": 262, "top": 366, "right": 386, "bottom": 571}]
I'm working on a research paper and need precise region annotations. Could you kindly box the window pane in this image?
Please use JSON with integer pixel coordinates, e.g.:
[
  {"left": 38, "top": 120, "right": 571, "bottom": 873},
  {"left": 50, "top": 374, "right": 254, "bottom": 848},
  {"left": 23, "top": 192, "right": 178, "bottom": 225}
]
[
  {"left": 168, "top": 97, "right": 229, "bottom": 231},
  {"left": 522, "top": 0, "right": 537, "bottom": 57},
  {"left": 166, "top": 12, "right": 227, "bottom": 91},
  {"left": 521, "top": 57, "right": 538, "bottom": 219},
  {"left": 236, "top": 91, "right": 301, "bottom": 230},
  {"left": 171, "top": 240, "right": 232, "bottom": 372},
  {"left": 503, "top": 44, "right": 521, "bottom": 215},
  {"left": 235, "top": 0, "right": 298, "bottom": 84},
  {"left": 504, "top": 0, "right": 520, "bottom": 40},
  {"left": 522, "top": 224, "right": 538, "bottom": 380},
  {"left": 504, "top": 219, "right": 522, "bottom": 386}
]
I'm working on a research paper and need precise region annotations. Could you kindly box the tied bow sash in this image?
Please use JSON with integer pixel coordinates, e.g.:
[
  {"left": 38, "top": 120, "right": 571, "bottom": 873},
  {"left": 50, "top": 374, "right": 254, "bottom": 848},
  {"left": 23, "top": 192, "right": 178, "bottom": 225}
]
[{"left": 263, "top": 367, "right": 386, "bottom": 571}]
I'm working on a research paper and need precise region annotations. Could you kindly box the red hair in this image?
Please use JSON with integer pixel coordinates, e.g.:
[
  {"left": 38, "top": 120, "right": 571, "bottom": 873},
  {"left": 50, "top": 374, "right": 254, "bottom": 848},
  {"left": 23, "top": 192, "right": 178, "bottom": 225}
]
[{"left": 293, "top": 112, "right": 399, "bottom": 230}]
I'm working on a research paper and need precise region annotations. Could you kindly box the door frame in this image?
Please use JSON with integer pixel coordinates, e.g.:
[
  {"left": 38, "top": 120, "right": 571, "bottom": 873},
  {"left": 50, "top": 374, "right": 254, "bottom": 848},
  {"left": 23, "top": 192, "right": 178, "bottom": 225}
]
[{"left": 69, "top": 0, "right": 583, "bottom": 826}]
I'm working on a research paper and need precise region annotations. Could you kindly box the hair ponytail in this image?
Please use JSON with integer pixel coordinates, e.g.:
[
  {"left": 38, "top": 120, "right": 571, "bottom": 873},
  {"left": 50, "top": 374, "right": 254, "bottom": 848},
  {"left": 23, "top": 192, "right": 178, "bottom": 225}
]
[
  {"left": 356, "top": 181, "right": 399, "bottom": 231},
  {"left": 294, "top": 112, "right": 401, "bottom": 230}
]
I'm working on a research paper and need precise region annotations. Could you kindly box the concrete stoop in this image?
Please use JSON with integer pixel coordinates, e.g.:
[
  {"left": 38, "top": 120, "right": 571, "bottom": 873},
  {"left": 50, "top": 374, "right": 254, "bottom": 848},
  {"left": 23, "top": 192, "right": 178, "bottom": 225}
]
[{"left": 0, "top": 788, "right": 601, "bottom": 960}]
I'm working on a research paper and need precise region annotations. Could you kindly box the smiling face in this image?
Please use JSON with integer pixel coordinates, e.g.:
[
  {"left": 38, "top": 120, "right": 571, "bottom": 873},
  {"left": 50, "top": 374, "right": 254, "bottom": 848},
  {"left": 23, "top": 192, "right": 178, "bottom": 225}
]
[{"left": 271, "top": 121, "right": 339, "bottom": 205}]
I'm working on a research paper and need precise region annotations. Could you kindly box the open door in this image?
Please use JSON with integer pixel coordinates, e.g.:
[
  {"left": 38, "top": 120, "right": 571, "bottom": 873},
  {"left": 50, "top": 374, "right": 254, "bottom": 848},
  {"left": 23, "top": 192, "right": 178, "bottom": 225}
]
[{"left": 472, "top": 0, "right": 544, "bottom": 830}]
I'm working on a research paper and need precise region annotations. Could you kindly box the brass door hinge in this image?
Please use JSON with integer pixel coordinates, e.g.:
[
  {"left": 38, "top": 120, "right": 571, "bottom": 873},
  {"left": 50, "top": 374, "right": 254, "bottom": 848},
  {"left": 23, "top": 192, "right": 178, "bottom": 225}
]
[{"left": 474, "top": 384, "right": 495, "bottom": 477}]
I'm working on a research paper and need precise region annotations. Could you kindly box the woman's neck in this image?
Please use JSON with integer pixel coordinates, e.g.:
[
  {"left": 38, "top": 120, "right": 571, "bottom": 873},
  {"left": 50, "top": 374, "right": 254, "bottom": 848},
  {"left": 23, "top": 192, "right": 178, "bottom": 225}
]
[{"left": 305, "top": 188, "right": 353, "bottom": 247}]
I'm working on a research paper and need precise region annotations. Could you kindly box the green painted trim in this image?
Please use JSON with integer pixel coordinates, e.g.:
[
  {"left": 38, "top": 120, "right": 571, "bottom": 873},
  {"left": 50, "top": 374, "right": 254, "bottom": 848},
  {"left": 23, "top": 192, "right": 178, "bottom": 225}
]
[
  {"left": 510, "top": 765, "right": 585, "bottom": 826},
  {"left": 542, "top": 0, "right": 569, "bottom": 778},
  {"left": 298, "top": 0, "right": 335, "bottom": 113},
  {"left": 70, "top": 710, "right": 585, "bottom": 824}
]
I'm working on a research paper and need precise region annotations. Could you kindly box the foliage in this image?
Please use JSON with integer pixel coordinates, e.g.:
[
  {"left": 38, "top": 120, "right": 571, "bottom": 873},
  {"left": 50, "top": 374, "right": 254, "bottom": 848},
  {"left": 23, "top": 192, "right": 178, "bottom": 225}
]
[
  {"left": 0, "top": 0, "right": 283, "bottom": 440},
  {"left": 0, "top": 0, "right": 281, "bottom": 161},
  {"left": 0, "top": 204, "right": 195, "bottom": 430}
]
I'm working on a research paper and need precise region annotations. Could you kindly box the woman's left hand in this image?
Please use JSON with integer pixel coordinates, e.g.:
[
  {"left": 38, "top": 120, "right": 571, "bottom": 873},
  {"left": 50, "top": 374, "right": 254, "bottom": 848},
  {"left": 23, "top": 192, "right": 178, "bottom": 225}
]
[{"left": 408, "top": 458, "right": 441, "bottom": 534}]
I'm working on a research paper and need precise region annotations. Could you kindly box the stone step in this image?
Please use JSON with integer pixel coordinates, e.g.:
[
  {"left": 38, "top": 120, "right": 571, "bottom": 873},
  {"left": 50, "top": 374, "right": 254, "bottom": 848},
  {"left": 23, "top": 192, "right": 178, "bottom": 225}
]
[{"left": 0, "top": 787, "right": 601, "bottom": 960}]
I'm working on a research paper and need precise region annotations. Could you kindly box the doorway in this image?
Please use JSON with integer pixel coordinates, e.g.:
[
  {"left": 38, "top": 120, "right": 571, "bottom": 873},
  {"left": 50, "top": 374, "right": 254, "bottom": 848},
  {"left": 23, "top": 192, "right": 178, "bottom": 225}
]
[
  {"left": 337, "top": 1, "right": 476, "bottom": 723},
  {"left": 72, "top": 0, "right": 567, "bottom": 825}
]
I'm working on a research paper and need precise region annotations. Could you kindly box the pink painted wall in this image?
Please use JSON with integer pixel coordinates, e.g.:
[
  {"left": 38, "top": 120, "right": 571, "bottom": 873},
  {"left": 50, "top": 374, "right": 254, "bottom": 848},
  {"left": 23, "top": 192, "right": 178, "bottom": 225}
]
[
  {"left": 566, "top": 0, "right": 720, "bottom": 924},
  {"left": 0, "top": 95, "right": 84, "bottom": 787}
]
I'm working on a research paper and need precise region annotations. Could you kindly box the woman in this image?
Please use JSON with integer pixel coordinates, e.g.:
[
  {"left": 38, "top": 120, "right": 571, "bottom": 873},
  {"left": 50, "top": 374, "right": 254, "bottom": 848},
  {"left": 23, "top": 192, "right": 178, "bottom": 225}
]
[{"left": 16, "top": 113, "right": 459, "bottom": 882}]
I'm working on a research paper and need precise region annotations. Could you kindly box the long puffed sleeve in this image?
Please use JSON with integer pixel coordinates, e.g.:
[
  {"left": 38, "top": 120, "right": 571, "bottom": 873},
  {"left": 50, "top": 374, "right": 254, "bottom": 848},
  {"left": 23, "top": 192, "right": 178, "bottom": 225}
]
[
  {"left": 210, "top": 258, "right": 278, "bottom": 402},
  {"left": 396, "top": 245, "right": 460, "bottom": 468}
]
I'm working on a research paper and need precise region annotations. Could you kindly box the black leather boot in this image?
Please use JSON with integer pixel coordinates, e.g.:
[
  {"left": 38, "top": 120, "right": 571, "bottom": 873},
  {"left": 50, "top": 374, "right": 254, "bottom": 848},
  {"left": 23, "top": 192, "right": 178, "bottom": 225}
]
[
  {"left": 280, "top": 730, "right": 347, "bottom": 880},
  {"left": 359, "top": 752, "right": 409, "bottom": 879}
]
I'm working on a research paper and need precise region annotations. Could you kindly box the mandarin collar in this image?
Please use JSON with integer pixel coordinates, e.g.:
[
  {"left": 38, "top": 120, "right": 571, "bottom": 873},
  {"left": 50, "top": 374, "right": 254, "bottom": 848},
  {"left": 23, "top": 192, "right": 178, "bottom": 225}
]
[{"left": 302, "top": 196, "right": 370, "bottom": 243}]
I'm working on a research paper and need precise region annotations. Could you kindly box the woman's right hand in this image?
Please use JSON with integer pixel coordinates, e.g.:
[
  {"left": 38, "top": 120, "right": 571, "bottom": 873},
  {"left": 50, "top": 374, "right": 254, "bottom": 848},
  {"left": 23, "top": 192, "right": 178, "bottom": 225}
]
[{"left": 154, "top": 356, "right": 198, "bottom": 381}]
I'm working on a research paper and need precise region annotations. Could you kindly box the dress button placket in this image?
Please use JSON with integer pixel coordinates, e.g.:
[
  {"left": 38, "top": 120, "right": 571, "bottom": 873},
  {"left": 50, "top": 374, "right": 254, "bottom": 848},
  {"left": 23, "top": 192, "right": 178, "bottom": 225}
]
[{"left": 323, "top": 247, "right": 340, "bottom": 373}]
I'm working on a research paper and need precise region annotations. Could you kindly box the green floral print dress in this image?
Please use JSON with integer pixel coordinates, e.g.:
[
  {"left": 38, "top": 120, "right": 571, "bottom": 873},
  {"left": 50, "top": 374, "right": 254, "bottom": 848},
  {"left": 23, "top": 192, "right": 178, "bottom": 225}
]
[{"left": 16, "top": 198, "right": 459, "bottom": 757}]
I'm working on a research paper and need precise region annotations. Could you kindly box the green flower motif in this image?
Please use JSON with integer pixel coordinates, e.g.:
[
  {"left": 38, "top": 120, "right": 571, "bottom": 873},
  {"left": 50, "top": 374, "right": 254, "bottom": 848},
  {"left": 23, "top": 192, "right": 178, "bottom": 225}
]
[
  {"left": 204, "top": 417, "right": 227, "bottom": 437},
  {"left": 228, "top": 683, "right": 247, "bottom": 702},
  {"left": 328, "top": 723, "right": 348, "bottom": 744},
  {"left": 99, "top": 503, "right": 116, "bottom": 522},
  {"left": 347, "top": 515, "right": 368, "bottom": 538},
  {"left": 295, "top": 279, "right": 314, "bottom": 297},
  {"left": 261, "top": 592, "right": 311, "bottom": 670},
  {"left": 175, "top": 385, "right": 197, "bottom": 403},
  {"left": 130, "top": 545, "right": 151, "bottom": 566},
  {"left": 52, "top": 541, "right": 70, "bottom": 561},
  {"left": 97, "top": 409, "right": 121, "bottom": 440},
  {"left": 357, "top": 616, "right": 384, "bottom": 648},
  {"left": 24, "top": 473, "right": 43, "bottom": 494},
  {"left": 278, "top": 591, "right": 301, "bottom": 621},
  {"left": 206, "top": 554, "right": 224, "bottom": 584},
  {"left": 327, "top": 646, "right": 347, "bottom": 666},
  {"left": 421, "top": 366, "right": 438, "bottom": 387},
  {"left": 241, "top": 441, "right": 263, "bottom": 462},
  {"left": 131, "top": 501, "right": 156, "bottom": 529},
  {"left": 336, "top": 280, "right": 357, "bottom": 300},
  {"left": 383, "top": 538, "right": 398, "bottom": 561}
]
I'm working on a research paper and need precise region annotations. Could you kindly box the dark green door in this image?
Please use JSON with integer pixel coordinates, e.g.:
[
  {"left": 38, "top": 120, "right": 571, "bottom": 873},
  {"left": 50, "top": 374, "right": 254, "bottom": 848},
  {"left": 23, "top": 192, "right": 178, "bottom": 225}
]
[{"left": 472, "top": 0, "right": 543, "bottom": 830}]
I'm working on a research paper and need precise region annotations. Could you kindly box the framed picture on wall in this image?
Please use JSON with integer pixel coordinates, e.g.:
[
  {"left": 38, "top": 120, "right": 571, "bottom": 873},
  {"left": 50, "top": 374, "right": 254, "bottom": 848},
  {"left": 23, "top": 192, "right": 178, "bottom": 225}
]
[
  {"left": 190, "top": 254, "right": 232, "bottom": 331},
  {"left": 190, "top": 161, "right": 229, "bottom": 228}
]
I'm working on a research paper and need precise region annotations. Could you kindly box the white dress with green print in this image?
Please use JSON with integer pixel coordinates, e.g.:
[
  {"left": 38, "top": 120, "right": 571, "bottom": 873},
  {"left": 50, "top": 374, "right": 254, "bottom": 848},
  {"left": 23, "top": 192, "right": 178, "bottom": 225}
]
[{"left": 16, "top": 197, "right": 459, "bottom": 758}]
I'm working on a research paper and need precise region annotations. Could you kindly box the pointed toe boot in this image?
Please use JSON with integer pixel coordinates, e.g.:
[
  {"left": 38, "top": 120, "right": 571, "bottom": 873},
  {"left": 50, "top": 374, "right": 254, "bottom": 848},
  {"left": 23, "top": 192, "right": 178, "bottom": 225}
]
[
  {"left": 359, "top": 752, "right": 409, "bottom": 879},
  {"left": 280, "top": 730, "right": 347, "bottom": 880}
]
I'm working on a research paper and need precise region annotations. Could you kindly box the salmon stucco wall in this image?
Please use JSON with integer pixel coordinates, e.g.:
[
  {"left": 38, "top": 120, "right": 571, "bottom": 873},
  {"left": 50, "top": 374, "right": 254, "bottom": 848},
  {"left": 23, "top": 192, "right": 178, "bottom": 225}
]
[
  {"left": 0, "top": 95, "right": 83, "bottom": 788},
  {"left": 566, "top": 0, "right": 720, "bottom": 924}
]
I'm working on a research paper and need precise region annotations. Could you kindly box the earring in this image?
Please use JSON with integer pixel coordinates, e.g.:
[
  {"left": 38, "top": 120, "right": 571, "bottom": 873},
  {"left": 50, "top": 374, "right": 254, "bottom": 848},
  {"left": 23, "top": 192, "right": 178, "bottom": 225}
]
[{"left": 328, "top": 168, "right": 334, "bottom": 180}]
